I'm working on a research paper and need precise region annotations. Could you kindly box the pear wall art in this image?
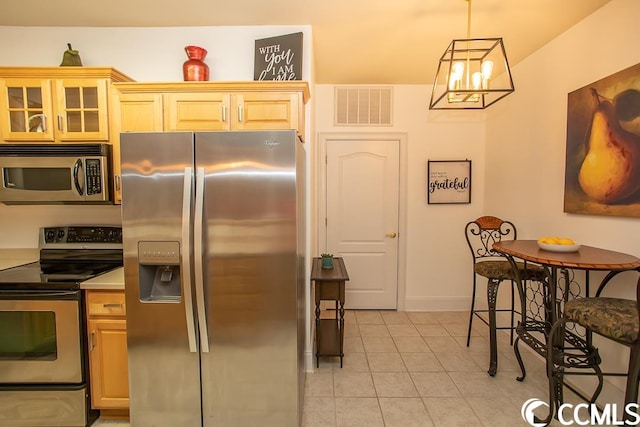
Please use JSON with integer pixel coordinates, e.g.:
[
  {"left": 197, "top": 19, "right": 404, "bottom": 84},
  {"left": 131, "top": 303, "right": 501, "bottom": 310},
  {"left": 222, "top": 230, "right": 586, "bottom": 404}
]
[{"left": 564, "top": 62, "right": 640, "bottom": 217}]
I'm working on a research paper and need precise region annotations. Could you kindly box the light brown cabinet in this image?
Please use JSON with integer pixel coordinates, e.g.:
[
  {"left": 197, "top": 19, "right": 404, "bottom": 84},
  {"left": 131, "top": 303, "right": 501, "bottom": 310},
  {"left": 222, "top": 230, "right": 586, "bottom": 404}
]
[
  {"left": 0, "top": 67, "right": 132, "bottom": 143},
  {"left": 85, "top": 290, "right": 129, "bottom": 419},
  {"left": 164, "top": 91, "right": 229, "bottom": 130},
  {"left": 113, "top": 81, "right": 309, "bottom": 133},
  {"left": 116, "top": 92, "right": 163, "bottom": 132},
  {"left": 162, "top": 90, "right": 301, "bottom": 131},
  {"left": 111, "top": 81, "right": 310, "bottom": 203}
]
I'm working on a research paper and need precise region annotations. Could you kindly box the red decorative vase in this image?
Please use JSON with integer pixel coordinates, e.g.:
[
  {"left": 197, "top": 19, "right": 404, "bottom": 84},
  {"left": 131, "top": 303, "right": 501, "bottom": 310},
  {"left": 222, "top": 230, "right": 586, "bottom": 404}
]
[{"left": 183, "top": 46, "right": 209, "bottom": 81}]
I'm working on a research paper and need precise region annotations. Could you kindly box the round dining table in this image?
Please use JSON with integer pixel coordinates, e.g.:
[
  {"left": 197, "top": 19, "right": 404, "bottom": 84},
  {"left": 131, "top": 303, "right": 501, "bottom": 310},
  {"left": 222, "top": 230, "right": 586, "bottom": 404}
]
[{"left": 492, "top": 239, "right": 640, "bottom": 419}]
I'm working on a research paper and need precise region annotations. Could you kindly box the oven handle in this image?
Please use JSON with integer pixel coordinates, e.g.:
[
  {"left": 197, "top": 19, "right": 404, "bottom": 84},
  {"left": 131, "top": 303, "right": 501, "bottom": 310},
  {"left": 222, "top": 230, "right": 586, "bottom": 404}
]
[
  {"left": 73, "top": 158, "right": 84, "bottom": 196},
  {"left": 194, "top": 167, "right": 210, "bottom": 353},
  {"left": 181, "top": 167, "right": 198, "bottom": 353},
  {"left": 0, "top": 290, "right": 79, "bottom": 300}
]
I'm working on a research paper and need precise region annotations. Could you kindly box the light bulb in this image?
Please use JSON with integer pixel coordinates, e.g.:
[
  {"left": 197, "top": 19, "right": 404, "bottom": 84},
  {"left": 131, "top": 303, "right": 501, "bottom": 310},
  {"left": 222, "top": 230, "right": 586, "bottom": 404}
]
[
  {"left": 448, "top": 73, "right": 458, "bottom": 90},
  {"left": 453, "top": 61, "right": 464, "bottom": 79},
  {"left": 472, "top": 72, "right": 482, "bottom": 90},
  {"left": 481, "top": 60, "right": 494, "bottom": 79}
]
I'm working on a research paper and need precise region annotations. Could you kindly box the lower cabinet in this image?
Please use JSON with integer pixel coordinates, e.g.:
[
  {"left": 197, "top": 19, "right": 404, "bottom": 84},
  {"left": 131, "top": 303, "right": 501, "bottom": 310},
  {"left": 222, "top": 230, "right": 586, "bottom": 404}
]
[{"left": 85, "top": 290, "right": 129, "bottom": 419}]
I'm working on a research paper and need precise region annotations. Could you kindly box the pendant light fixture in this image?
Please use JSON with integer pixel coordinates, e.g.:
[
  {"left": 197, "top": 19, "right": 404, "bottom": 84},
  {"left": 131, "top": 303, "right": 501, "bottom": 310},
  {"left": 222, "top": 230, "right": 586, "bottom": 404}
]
[{"left": 429, "top": 0, "right": 514, "bottom": 110}]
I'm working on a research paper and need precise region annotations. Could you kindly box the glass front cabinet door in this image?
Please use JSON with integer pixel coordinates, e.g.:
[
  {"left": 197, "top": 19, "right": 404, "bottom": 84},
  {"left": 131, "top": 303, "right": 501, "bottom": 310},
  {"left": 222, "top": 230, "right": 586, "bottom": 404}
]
[{"left": 0, "top": 77, "right": 109, "bottom": 142}]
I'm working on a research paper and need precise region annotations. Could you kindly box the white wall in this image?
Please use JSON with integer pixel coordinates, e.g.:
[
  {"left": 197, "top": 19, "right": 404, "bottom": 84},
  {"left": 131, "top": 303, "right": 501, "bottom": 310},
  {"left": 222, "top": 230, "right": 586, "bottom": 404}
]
[
  {"left": 486, "top": 0, "right": 640, "bottom": 255},
  {"left": 0, "top": 25, "right": 312, "bottom": 248},
  {"left": 485, "top": 0, "right": 640, "bottom": 406},
  {"left": 314, "top": 85, "right": 488, "bottom": 310},
  {"left": 0, "top": 26, "right": 312, "bottom": 82}
]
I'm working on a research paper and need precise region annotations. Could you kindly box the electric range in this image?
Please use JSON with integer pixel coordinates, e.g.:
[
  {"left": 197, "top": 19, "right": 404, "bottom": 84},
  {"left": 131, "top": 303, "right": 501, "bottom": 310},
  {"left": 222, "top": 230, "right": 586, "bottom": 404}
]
[{"left": 0, "top": 225, "right": 123, "bottom": 427}]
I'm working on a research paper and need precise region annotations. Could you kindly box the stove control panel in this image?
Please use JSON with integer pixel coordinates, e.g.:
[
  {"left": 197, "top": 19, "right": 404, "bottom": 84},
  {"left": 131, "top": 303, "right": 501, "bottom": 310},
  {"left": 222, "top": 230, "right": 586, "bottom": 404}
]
[{"left": 42, "top": 226, "right": 122, "bottom": 244}]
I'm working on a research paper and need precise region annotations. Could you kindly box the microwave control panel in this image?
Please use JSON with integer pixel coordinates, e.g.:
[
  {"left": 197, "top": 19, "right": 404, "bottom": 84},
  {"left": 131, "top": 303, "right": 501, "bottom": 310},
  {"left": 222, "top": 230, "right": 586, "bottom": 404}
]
[{"left": 85, "top": 159, "right": 102, "bottom": 195}]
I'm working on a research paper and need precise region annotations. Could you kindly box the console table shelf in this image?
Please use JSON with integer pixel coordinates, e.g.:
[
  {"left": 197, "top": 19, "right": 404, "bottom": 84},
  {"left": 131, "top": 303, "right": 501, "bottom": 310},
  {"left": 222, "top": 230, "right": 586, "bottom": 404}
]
[{"left": 310, "top": 257, "right": 349, "bottom": 368}]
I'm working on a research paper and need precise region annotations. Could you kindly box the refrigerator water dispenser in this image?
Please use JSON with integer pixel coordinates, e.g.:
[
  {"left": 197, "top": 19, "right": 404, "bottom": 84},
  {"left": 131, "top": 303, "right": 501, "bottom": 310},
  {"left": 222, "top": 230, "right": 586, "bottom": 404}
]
[{"left": 137, "top": 241, "right": 181, "bottom": 302}]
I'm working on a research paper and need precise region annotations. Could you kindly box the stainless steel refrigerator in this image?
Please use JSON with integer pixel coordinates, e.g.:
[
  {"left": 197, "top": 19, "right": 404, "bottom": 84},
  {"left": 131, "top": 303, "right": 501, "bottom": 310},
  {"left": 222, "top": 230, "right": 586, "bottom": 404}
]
[{"left": 120, "top": 130, "right": 306, "bottom": 427}]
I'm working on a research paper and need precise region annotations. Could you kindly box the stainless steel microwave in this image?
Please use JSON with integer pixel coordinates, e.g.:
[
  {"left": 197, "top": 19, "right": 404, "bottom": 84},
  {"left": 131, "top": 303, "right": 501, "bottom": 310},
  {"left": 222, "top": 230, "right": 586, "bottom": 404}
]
[{"left": 0, "top": 144, "right": 113, "bottom": 204}]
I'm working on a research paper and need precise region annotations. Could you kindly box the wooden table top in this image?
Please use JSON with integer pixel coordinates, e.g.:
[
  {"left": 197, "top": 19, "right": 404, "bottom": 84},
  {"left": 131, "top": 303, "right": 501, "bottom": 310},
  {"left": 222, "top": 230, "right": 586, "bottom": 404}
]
[
  {"left": 310, "top": 257, "right": 350, "bottom": 281},
  {"left": 493, "top": 240, "right": 640, "bottom": 271}
]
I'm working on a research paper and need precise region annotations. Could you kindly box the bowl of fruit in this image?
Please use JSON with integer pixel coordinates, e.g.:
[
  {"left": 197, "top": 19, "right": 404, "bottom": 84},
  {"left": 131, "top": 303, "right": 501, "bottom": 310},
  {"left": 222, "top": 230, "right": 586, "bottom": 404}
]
[{"left": 537, "top": 236, "right": 581, "bottom": 253}]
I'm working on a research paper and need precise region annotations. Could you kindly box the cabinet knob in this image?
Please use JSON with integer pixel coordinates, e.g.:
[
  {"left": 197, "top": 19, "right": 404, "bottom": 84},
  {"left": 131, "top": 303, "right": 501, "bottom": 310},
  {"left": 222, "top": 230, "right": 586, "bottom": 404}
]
[{"left": 385, "top": 232, "right": 397, "bottom": 238}]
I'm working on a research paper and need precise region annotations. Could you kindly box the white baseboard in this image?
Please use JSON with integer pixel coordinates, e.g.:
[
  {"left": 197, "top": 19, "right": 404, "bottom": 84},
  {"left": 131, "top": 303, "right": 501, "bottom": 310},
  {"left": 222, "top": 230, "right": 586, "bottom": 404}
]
[
  {"left": 403, "top": 296, "right": 518, "bottom": 312},
  {"left": 304, "top": 350, "right": 315, "bottom": 373},
  {"left": 404, "top": 296, "right": 471, "bottom": 311}
]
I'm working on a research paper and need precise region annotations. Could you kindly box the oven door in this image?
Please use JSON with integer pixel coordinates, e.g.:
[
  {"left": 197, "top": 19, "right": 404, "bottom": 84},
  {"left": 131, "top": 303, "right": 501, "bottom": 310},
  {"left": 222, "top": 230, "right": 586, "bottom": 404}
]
[{"left": 0, "top": 290, "right": 83, "bottom": 384}]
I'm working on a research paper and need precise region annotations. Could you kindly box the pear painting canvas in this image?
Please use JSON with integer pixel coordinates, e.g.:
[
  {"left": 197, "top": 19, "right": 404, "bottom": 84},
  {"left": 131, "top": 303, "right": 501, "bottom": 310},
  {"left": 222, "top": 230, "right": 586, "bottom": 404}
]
[{"left": 564, "top": 62, "right": 640, "bottom": 217}]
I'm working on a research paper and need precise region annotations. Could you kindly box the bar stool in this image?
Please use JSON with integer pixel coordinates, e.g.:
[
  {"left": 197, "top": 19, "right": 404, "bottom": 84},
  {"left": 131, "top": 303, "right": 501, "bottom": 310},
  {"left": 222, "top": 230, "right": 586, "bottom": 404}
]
[
  {"left": 464, "top": 215, "right": 544, "bottom": 376},
  {"left": 539, "top": 272, "right": 640, "bottom": 425}
]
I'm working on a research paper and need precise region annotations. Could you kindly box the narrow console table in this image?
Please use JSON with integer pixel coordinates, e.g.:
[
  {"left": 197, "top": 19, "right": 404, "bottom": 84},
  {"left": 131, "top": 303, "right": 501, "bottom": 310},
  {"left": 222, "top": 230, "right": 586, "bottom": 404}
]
[{"left": 310, "top": 257, "right": 349, "bottom": 368}]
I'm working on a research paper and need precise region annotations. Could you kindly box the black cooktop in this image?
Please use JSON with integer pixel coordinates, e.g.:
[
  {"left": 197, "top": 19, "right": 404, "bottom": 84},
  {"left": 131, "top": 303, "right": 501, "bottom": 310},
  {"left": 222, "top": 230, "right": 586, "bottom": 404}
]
[
  {"left": 0, "top": 262, "right": 115, "bottom": 290},
  {"left": 0, "top": 226, "right": 123, "bottom": 290}
]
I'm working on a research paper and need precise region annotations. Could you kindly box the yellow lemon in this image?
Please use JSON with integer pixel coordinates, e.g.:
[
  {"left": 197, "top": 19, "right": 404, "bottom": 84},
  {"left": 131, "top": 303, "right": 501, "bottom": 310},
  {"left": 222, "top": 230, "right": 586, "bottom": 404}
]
[
  {"left": 538, "top": 237, "right": 551, "bottom": 244},
  {"left": 558, "top": 237, "right": 575, "bottom": 245}
]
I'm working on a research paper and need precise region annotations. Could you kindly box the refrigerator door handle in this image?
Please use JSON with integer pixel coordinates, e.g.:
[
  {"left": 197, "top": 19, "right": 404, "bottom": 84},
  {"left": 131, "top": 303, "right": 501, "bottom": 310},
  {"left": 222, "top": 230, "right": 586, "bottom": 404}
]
[
  {"left": 194, "top": 167, "right": 210, "bottom": 353},
  {"left": 182, "top": 167, "right": 198, "bottom": 353}
]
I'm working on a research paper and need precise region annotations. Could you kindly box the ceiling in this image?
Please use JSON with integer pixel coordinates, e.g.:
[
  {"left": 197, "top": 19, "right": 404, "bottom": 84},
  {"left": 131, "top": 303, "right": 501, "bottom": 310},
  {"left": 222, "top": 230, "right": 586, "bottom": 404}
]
[{"left": 1, "top": 0, "right": 612, "bottom": 84}]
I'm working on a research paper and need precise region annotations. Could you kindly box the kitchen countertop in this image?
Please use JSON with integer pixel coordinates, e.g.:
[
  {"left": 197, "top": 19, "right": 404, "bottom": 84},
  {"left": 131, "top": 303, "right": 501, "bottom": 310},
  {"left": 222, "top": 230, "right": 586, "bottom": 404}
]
[
  {"left": 0, "top": 248, "right": 39, "bottom": 270},
  {"left": 81, "top": 267, "right": 125, "bottom": 290}
]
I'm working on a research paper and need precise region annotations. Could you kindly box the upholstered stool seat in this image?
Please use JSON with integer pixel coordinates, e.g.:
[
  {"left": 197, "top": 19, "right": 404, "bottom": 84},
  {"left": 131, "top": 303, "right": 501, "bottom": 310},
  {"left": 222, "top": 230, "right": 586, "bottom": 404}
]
[
  {"left": 564, "top": 297, "right": 639, "bottom": 345},
  {"left": 475, "top": 260, "right": 545, "bottom": 282},
  {"left": 539, "top": 276, "right": 640, "bottom": 426}
]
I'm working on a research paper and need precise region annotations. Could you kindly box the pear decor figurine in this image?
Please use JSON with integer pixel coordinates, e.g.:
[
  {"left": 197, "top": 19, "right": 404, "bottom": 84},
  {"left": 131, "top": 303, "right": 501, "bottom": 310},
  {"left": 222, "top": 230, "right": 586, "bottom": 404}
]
[
  {"left": 578, "top": 88, "right": 640, "bottom": 204},
  {"left": 60, "top": 43, "right": 82, "bottom": 66}
]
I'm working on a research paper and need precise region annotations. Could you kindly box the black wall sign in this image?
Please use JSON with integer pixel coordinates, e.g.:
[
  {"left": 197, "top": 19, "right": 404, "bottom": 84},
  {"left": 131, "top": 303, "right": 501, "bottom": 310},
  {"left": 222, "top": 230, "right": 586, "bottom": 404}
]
[{"left": 254, "top": 32, "right": 303, "bottom": 81}]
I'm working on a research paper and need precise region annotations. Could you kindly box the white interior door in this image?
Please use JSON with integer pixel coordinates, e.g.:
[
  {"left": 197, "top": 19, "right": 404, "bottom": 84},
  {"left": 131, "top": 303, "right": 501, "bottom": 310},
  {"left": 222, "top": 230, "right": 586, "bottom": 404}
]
[{"left": 325, "top": 138, "right": 400, "bottom": 309}]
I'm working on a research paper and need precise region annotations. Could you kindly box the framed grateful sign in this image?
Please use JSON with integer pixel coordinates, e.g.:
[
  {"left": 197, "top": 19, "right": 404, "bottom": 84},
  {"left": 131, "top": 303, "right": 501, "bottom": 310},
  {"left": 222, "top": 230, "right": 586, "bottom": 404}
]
[{"left": 427, "top": 160, "right": 472, "bottom": 204}]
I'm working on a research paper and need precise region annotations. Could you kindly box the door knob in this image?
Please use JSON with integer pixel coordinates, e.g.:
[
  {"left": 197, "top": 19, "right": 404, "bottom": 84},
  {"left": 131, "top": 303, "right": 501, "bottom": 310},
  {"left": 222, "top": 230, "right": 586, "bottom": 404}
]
[{"left": 386, "top": 232, "right": 397, "bottom": 238}]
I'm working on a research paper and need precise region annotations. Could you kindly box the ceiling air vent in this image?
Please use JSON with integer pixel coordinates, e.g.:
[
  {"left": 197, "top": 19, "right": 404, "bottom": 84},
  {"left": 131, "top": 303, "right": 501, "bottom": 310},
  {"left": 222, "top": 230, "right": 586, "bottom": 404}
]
[{"left": 334, "top": 86, "right": 393, "bottom": 126}]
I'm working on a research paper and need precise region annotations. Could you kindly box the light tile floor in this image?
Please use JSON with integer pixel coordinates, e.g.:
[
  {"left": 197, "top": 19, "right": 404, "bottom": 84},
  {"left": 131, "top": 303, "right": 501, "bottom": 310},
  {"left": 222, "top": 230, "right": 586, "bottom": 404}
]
[
  {"left": 93, "top": 310, "right": 585, "bottom": 427},
  {"left": 303, "top": 309, "right": 581, "bottom": 427}
]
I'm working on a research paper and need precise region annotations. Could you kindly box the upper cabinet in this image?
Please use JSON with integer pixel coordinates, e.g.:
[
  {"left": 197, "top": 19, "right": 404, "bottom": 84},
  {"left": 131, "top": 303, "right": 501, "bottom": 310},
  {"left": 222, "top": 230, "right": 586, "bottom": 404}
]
[
  {"left": 0, "top": 67, "right": 133, "bottom": 143},
  {"left": 232, "top": 91, "right": 302, "bottom": 131},
  {"left": 111, "top": 81, "right": 308, "bottom": 204},
  {"left": 112, "top": 81, "right": 310, "bottom": 204},
  {"left": 116, "top": 92, "right": 164, "bottom": 132},
  {"left": 113, "top": 81, "right": 310, "bottom": 135}
]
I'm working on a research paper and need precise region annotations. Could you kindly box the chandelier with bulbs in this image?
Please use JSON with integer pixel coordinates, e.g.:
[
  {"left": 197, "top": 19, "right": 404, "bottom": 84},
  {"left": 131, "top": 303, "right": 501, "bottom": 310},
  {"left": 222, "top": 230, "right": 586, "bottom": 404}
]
[{"left": 429, "top": 0, "right": 515, "bottom": 110}]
